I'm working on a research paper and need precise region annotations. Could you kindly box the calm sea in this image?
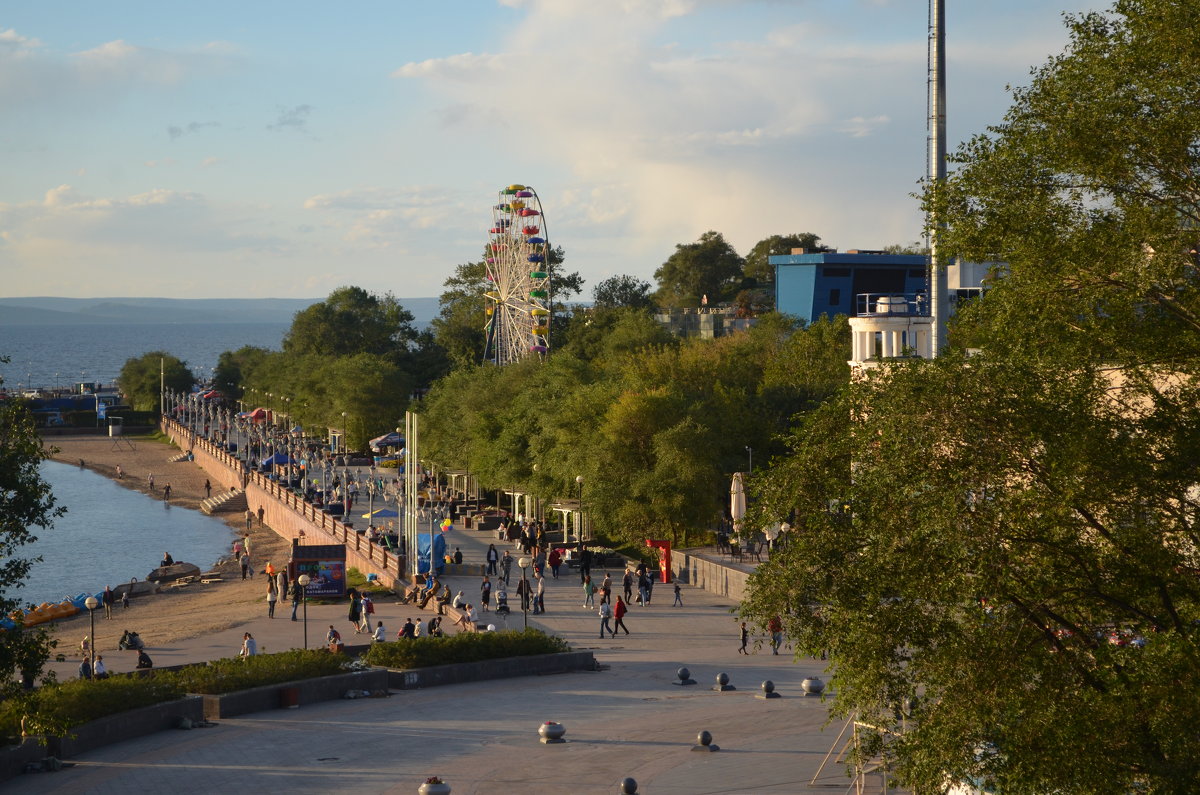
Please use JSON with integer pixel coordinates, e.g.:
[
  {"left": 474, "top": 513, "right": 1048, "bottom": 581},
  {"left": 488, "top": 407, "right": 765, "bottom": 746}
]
[
  {"left": 0, "top": 322, "right": 289, "bottom": 391},
  {"left": 19, "top": 461, "right": 236, "bottom": 608},
  {"left": 0, "top": 323, "right": 286, "bottom": 606}
]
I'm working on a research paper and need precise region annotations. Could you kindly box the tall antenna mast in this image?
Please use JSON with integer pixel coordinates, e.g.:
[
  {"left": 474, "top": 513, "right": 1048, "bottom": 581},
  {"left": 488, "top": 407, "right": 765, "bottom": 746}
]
[{"left": 928, "top": 0, "right": 948, "bottom": 356}]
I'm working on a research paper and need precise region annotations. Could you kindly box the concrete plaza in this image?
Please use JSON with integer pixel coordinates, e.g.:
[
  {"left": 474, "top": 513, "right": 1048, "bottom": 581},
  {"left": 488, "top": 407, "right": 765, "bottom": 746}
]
[{"left": 24, "top": 514, "right": 864, "bottom": 793}]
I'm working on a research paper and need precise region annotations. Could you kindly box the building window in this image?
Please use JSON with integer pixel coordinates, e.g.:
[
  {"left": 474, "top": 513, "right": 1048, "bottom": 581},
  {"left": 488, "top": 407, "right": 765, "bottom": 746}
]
[
  {"left": 823, "top": 267, "right": 850, "bottom": 277},
  {"left": 829, "top": 289, "right": 841, "bottom": 306}
]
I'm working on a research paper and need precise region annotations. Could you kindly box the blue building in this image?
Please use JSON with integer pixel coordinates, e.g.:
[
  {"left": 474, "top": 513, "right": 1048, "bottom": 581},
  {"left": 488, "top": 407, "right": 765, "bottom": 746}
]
[{"left": 771, "top": 250, "right": 929, "bottom": 324}]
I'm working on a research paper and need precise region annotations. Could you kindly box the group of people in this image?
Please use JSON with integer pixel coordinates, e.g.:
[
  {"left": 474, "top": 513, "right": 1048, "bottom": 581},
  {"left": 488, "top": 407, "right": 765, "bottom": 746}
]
[{"left": 78, "top": 630, "right": 153, "bottom": 679}]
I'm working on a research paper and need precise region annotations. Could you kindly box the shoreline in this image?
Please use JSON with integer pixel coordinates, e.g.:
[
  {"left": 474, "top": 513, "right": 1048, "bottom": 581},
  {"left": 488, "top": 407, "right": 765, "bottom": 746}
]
[{"left": 37, "top": 433, "right": 293, "bottom": 672}]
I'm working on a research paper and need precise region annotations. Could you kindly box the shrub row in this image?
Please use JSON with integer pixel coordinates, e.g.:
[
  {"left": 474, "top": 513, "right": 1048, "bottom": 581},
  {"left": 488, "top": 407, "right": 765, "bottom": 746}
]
[
  {"left": 0, "top": 674, "right": 184, "bottom": 742},
  {"left": 0, "top": 649, "right": 347, "bottom": 743},
  {"left": 363, "top": 628, "right": 570, "bottom": 669}
]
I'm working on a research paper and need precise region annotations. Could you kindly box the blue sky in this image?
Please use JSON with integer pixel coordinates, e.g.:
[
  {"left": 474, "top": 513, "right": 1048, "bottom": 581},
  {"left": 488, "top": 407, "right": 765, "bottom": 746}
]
[{"left": 0, "top": 0, "right": 1096, "bottom": 300}]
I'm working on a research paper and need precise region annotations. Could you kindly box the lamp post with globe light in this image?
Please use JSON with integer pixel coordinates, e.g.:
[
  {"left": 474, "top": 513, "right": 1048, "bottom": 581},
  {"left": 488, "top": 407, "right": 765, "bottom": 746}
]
[
  {"left": 575, "top": 475, "right": 584, "bottom": 543},
  {"left": 518, "top": 557, "right": 530, "bottom": 629},
  {"left": 85, "top": 596, "right": 99, "bottom": 675},
  {"left": 297, "top": 574, "right": 311, "bottom": 648}
]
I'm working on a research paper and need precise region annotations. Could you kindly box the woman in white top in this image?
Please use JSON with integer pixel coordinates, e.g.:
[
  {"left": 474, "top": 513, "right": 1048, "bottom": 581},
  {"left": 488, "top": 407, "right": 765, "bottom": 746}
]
[
  {"left": 240, "top": 632, "right": 257, "bottom": 657},
  {"left": 372, "top": 621, "right": 387, "bottom": 642}
]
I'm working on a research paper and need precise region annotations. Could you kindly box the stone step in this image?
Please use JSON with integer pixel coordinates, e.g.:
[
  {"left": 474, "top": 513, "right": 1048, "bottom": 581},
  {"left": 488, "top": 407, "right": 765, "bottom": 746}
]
[{"left": 201, "top": 489, "right": 248, "bottom": 515}]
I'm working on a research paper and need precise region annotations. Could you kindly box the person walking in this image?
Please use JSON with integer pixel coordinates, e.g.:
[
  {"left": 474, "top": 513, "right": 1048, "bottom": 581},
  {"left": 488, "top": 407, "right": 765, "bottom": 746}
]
[
  {"left": 162, "top": 483, "right": 171, "bottom": 501},
  {"left": 240, "top": 552, "right": 251, "bottom": 580},
  {"left": 486, "top": 544, "right": 499, "bottom": 575},
  {"left": 598, "top": 598, "right": 613, "bottom": 638},
  {"left": 533, "top": 573, "right": 546, "bottom": 614},
  {"left": 121, "top": 589, "right": 130, "bottom": 610},
  {"left": 480, "top": 575, "right": 492, "bottom": 613},
  {"left": 768, "top": 615, "right": 783, "bottom": 655},
  {"left": 548, "top": 547, "right": 561, "bottom": 578},
  {"left": 348, "top": 591, "right": 363, "bottom": 633},
  {"left": 245, "top": 510, "right": 254, "bottom": 532},
  {"left": 673, "top": 582, "right": 682, "bottom": 607},
  {"left": 623, "top": 569, "right": 634, "bottom": 603},
  {"left": 359, "top": 594, "right": 373, "bottom": 633},
  {"left": 582, "top": 574, "right": 595, "bottom": 608},
  {"left": 239, "top": 632, "right": 257, "bottom": 658},
  {"left": 291, "top": 577, "right": 302, "bottom": 621},
  {"left": 611, "top": 596, "right": 630, "bottom": 637},
  {"left": 204, "top": 479, "right": 211, "bottom": 498},
  {"left": 147, "top": 473, "right": 155, "bottom": 491},
  {"left": 266, "top": 583, "right": 277, "bottom": 618},
  {"left": 500, "top": 550, "right": 513, "bottom": 584},
  {"left": 102, "top": 585, "right": 114, "bottom": 619},
  {"left": 738, "top": 621, "right": 749, "bottom": 654}
]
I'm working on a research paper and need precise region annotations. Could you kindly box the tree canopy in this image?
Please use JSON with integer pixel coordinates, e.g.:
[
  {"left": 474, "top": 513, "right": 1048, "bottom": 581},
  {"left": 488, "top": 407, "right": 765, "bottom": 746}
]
[
  {"left": 118, "top": 352, "right": 194, "bottom": 412},
  {"left": 653, "top": 231, "right": 744, "bottom": 308},
  {"left": 283, "top": 286, "right": 418, "bottom": 363},
  {"left": 0, "top": 359, "right": 62, "bottom": 693},
  {"left": 742, "top": 233, "right": 826, "bottom": 285},
  {"left": 592, "top": 275, "right": 654, "bottom": 311},
  {"left": 742, "top": 2, "right": 1200, "bottom": 790}
]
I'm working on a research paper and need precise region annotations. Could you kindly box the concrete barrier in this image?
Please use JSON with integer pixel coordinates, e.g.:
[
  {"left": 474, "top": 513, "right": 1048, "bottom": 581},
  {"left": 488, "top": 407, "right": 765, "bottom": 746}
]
[
  {"left": 45, "top": 696, "right": 205, "bottom": 760},
  {"left": 200, "top": 669, "right": 389, "bottom": 720},
  {"left": 0, "top": 738, "right": 55, "bottom": 783},
  {"left": 670, "top": 550, "right": 749, "bottom": 602},
  {"left": 384, "top": 651, "right": 595, "bottom": 690}
]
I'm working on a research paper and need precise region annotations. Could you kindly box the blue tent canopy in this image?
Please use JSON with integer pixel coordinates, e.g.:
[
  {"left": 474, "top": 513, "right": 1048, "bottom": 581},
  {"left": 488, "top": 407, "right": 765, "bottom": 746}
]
[{"left": 260, "top": 452, "right": 295, "bottom": 467}]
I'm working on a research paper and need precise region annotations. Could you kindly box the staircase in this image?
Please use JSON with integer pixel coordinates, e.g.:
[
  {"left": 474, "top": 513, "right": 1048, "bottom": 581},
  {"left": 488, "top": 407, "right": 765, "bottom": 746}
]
[{"left": 201, "top": 488, "right": 248, "bottom": 515}]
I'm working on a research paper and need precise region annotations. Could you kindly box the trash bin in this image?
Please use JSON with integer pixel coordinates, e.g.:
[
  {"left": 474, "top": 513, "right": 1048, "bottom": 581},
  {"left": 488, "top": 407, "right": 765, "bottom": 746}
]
[
  {"left": 280, "top": 686, "right": 300, "bottom": 709},
  {"left": 464, "top": 516, "right": 472, "bottom": 529}
]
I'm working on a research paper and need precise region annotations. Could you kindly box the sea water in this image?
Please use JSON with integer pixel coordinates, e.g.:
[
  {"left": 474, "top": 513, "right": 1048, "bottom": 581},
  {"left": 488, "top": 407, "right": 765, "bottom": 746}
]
[{"left": 15, "top": 461, "right": 236, "bottom": 607}]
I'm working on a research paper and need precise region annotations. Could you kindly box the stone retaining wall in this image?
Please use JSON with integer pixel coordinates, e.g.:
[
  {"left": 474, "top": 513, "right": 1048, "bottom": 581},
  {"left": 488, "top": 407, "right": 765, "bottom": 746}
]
[
  {"left": 669, "top": 550, "right": 749, "bottom": 602},
  {"left": 46, "top": 696, "right": 205, "bottom": 760},
  {"left": 201, "top": 669, "right": 389, "bottom": 719},
  {"left": 385, "top": 650, "right": 596, "bottom": 690}
]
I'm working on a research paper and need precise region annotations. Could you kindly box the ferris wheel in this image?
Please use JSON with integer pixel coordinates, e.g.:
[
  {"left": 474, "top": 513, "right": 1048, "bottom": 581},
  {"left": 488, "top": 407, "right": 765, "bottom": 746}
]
[{"left": 483, "top": 184, "right": 551, "bottom": 365}]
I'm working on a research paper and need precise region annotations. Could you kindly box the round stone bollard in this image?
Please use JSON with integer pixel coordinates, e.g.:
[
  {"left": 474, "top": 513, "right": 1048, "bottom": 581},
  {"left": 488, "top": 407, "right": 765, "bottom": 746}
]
[
  {"left": 673, "top": 666, "right": 697, "bottom": 686},
  {"left": 619, "top": 776, "right": 639, "bottom": 794},
  {"left": 712, "top": 671, "right": 736, "bottom": 692},
  {"left": 692, "top": 729, "right": 721, "bottom": 752},
  {"left": 756, "top": 679, "right": 781, "bottom": 699},
  {"left": 801, "top": 676, "right": 826, "bottom": 696},
  {"left": 539, "top": 720, "right": 567, "bottom": 744},
  {"left": 418, "top": 777, "right": 451, "bottom": 795}
]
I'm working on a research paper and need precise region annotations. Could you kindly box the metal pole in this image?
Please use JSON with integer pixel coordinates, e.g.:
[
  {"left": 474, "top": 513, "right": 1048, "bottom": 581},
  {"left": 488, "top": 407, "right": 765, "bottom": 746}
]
[{"left": 929, "top": 0, "right": 948, "bottom": 356}]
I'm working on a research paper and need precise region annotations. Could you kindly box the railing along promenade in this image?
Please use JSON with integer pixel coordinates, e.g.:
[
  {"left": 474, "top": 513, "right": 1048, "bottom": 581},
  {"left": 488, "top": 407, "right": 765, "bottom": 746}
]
[{"left": 161, "top": 418, "right": 407, "bottom": 588}]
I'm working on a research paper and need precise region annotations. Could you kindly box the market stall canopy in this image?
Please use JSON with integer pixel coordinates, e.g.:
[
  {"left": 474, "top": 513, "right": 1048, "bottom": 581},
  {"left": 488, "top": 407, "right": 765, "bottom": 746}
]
[
  {"left": 369, "top": 431, "right": 404, "bottom": 450},
  {"left": 260, "top": 452, "right": 295, "bottom": 467},
  {"left": 362, "top": 508, "right": 400, "bottom": 519}
]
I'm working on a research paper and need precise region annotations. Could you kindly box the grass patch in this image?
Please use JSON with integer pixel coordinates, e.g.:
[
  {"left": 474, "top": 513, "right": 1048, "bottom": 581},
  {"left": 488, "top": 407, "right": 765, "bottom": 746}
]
[
  {"left": 346, "top": 567, "right": 394, "bottom": 596},
  {"left": 363, "top": 628, "right": 569, "bottom": 669}
]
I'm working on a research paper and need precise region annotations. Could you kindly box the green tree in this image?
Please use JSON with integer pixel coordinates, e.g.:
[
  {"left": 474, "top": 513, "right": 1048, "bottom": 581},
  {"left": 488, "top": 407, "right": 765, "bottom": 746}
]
[
  {"left": 430, "top": 261, "right": 491, "bottom": 370},
  {"left": 742, "top": 233, "right": 826, "bottom": 285},
  {"left": 282, "top": 287, "right": 418, "bottom": 363},
  {"left": 118, "top": 352, "right": 194, "bottom": 412},
  {"left": 592, "top": 275, "right": 654, "bottom": 310},
  {"left": 745, "top": 3, "right": 1200, "bottom": 790},
  {"left": 0, "top": 359, "right": 62, "bottom": 692},
  {"left": 653, "top": 231, "right": 744, "bottom": 308},
  {"left": 213, "top": 346, "right": 271, "bottom": 402}
]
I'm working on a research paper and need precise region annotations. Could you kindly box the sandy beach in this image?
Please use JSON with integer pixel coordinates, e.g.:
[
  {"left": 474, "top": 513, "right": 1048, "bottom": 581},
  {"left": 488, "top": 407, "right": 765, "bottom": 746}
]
[{"left": 40, "top": 433, "right": 294, "bottom": 662}]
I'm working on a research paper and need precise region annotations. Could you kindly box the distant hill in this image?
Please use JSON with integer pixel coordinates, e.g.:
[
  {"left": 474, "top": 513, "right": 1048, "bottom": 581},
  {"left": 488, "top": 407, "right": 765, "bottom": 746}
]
[{"left": 0, "top": 296, "right": 441, "bottom": 327}]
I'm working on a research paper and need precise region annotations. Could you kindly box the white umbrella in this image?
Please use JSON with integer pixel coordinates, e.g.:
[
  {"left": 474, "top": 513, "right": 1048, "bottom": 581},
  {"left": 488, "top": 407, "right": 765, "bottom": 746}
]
[{"left": 730, "top": 472, "right": 746, "bottom": 538}]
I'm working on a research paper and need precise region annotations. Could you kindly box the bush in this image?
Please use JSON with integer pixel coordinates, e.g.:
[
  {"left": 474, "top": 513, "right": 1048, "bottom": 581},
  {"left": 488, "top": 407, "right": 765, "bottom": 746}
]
[
  {"left": 363, "top": 629, "right": 570, "bottom": 669},
  {"left": 346, "top": 567, "right": 393, "bottom": 596},
  {"left": 0, "top": 675, "right": 185, "bottom": 741},
  {"left": 161, "top": 649, "right": 348, "bottom": 694}
]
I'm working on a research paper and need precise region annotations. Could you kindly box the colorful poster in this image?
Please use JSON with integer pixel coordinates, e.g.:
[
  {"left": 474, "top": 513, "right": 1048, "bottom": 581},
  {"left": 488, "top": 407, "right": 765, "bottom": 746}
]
[{"left": 295, "top": 559, "right": 346, "bottom": 597}]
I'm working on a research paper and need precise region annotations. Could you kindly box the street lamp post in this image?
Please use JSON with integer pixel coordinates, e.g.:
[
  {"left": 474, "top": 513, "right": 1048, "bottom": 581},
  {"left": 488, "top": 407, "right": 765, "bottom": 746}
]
[
  {"left": 517, "top": 557, "right": 530, "bottom": 630},
  {"left": 575, "top": 475, "right": 584, "bottom": 543},
  {"left": 297, "top": 574, "right": 312, "bottom": 649},
  {"left": 85, "top": 596, "right": 99, "bottom": 676}
]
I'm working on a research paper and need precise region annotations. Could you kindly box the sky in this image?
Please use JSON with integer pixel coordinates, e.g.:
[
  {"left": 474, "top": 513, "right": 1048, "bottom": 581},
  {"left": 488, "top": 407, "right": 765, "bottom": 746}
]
[{"left": 0, "top": 0, "right": 1099, "bottom": 301}]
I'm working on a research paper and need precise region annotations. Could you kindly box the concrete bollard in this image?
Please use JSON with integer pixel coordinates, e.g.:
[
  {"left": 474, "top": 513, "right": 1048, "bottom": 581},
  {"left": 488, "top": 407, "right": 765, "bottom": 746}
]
[
  {"left": 712, "top": 672, "right": 736, "bottom": 692},
  {"left": 801, "top": 676, "right": 826, "bottom": 696},
  {"left": 619, "top": 776, "right": 639, "bottom": 794},
  {"left": 692, "top": 729, "right": 720, "bottom": 752},
  {"left": 673, "top": 666, "right": 697, "bottom": 686},
  {"left": 756, "top": 680, "right": 781, "bottom": 699},
  {"left": 539, "top": 720, "right": 566, "bottom": 744},
  {"left": 418, "top": 777, "right": 451, "bottom": 795}
]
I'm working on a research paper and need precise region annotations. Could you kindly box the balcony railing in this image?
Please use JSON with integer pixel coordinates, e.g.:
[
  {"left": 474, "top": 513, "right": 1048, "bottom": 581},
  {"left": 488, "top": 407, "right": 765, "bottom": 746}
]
[{"left": 854, "top": 292, "right": 927, "bottom": 317}]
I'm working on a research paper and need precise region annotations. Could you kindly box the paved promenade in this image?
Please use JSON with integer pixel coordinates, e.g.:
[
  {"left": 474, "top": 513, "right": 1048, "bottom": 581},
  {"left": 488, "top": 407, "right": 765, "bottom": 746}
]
[{"left": 24, "top": 503, "right": 860, "bottom": 793}]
